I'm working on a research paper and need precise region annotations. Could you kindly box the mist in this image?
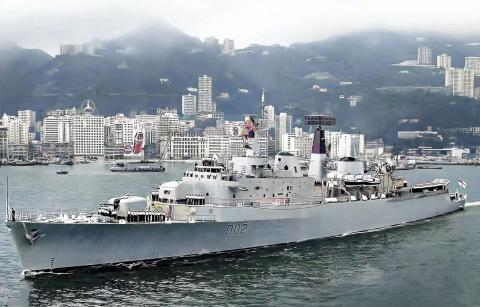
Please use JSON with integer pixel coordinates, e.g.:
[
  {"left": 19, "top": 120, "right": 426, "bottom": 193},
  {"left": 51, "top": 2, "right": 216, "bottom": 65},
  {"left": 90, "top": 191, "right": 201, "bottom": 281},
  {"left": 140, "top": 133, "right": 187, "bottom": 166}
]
[{"left": 0, "top": 0, "right": 479, "bottom": 55}]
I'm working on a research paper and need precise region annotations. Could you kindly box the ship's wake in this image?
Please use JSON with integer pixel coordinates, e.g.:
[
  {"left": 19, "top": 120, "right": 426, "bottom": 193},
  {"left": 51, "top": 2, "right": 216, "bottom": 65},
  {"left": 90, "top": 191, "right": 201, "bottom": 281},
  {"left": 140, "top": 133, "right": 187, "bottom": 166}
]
[{"left": 465, "top": 201, "right": 480, "bottom": 207}]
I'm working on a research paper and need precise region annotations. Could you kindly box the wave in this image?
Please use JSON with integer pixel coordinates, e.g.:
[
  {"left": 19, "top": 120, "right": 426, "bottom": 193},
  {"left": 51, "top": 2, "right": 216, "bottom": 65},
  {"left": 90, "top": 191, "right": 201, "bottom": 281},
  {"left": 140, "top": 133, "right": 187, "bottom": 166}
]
[{"left": 465, "top": 201, "right": 480, "bottom": 207}]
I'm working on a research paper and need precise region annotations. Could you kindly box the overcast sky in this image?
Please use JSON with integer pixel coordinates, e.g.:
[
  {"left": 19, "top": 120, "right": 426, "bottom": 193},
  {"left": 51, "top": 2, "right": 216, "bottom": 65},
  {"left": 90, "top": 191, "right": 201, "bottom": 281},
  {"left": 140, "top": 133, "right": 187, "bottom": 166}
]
[{"left": 1, "top": 0, "right": 480, "bottom": 55}]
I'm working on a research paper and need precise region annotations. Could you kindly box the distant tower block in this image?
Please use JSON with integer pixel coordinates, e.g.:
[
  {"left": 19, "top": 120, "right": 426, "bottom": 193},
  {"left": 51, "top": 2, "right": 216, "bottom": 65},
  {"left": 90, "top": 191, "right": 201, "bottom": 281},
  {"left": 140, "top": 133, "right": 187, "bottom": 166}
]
[{"left": 305, "top": 114, "right": 336, "bottom": 182}]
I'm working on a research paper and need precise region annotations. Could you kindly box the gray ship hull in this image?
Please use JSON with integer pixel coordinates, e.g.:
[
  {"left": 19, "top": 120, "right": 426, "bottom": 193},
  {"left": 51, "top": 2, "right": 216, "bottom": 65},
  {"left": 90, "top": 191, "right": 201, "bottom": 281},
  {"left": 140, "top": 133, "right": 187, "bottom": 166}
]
[{"left": 7, "top": 192, "right": 464, "bottom": 272}]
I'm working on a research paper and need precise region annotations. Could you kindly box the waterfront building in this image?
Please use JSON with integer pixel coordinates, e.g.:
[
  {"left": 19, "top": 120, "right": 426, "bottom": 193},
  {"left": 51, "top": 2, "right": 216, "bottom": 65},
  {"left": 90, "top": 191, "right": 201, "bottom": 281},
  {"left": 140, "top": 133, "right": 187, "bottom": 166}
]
[
  {"left": 198, "top": 75, "right": 214, "bottom": 113},
  {"left": 445, "top": 68, "right": 475, "bottom": 98},
  {"left": 436, "top": 54, "right": 451, "bottom": 70},
  {"left": 417, "top": 47, "right": 432, "bottom": 65},
  {"left": 275, "top": 112, "right": 292, "bottom": 151},
  {"left": 465, "top": 57, "right": 480, "bottom": 74},
  {"left": 182, "top": 94, "right": 197, "bottom": 117},
  {"left": 167, "top": 133, "right": 207, "bottom": 160},
  {"left": 221, "top": 39, "right": 235, "bottom": 56},
  {"left": 206, "top": 135, "right": 230, "bottom": 160},
  {"left": 42, "top": 116, "right": 73, "bottom": 144},
  {"left": 72, "top": 114, "right": 105, "bottom": 156}
]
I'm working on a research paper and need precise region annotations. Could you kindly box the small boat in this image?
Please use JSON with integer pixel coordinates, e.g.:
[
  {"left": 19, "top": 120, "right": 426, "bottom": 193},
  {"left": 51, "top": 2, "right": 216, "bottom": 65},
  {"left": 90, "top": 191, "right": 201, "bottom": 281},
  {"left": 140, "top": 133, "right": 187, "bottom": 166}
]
[
  {"left": 417, "top": 165, "right": 443, "bottom": 170},
  {"left": 410, "top": 179, "right": 449, "bottom": 193},
  {"left": 56, "top": 170, "right": 69, "bottom": 175}
]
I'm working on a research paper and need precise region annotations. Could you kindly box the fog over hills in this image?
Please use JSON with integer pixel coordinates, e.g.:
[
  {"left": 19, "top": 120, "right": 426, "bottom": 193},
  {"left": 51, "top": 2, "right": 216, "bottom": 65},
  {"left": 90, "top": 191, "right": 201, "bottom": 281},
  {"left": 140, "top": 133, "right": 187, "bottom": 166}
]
[{"left": 1, "top": 23, "right": 480, "bottom": 141}]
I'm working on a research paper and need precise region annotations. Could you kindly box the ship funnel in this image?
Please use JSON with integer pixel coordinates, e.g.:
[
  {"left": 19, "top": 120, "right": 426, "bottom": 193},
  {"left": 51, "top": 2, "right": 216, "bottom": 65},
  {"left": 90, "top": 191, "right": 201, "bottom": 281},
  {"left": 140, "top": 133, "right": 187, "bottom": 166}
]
[{"left": 304, "top": 114, "right": 336, "bottom": 182}]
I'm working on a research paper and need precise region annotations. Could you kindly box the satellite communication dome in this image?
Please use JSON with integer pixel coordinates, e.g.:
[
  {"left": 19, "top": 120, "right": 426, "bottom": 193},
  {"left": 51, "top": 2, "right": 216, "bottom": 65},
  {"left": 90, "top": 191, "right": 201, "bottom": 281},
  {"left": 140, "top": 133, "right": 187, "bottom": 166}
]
[{"left": 81, "top": 100, "right": 96, "bottom": 113}]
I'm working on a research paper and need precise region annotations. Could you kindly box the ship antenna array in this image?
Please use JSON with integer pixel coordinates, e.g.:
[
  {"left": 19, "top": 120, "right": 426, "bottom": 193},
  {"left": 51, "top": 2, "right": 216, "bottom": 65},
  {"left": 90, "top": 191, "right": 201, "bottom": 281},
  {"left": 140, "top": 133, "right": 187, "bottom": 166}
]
[{"left": 304, "top": 114, "right": 336, "bottom": 130}]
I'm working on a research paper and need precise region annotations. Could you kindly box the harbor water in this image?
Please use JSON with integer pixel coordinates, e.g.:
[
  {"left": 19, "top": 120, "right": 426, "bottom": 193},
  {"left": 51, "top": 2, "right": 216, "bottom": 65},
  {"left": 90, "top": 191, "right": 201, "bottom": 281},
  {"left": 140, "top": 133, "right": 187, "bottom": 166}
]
[{"left": 0, "top": 163, "right": 479, "bottom": 306}]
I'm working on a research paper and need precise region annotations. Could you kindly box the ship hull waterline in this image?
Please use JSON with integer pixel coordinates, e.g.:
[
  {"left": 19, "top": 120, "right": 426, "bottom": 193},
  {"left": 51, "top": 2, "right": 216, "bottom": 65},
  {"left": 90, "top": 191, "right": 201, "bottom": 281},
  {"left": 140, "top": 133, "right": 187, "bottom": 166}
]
[{"left": 6, "top": 193, "right": 465, "bottom": 273}]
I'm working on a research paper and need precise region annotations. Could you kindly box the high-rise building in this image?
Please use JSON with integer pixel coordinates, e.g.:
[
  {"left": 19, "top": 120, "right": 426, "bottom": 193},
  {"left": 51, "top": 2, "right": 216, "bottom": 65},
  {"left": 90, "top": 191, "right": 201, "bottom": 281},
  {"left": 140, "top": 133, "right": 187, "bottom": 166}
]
[
  {"left": 0, "top": 127, "right": 9, "bottom": 160},
  {"left": 42, "top": 116, "right": 73, "bottom": 144},
  {"left": 222, "top": 39, "right": 235, "bottom": 56},
  {"left": 465, "top": 57, "right": 480, "bottom": 74},
  {"left": 18, "top": 110, "right": 36, "bottom": 132},
  {"left": 417, "top": 47, "right": 432, "bottom": 65},
  {"left": 198, "top": 75, "right": 214, "bottom": 113},
  {"left": 182, "top": 94, "right": 197, "bottom": 116},
  {"left": 263, "top": 105, "right": 275, "bottom": 130},
  {"left": 158, "top": 110, "right": 179, "bottom": 138},
  {"left": 72, "top": 114, "right": 105, "bottom": 156},
  {"left": 1, "top": 114, "right": 29, "bottom": 146},
  {"left": 275, "top": 112, "right": 292, "bottom": 151},
  {"left": 104, "top": 114, "right": 138, "bottom": 147},
  {"left": 436, "top": 54, "right": 451, "bottom": 70},
  {"left": 445, "top": 68, "right": 475, "bottom": 98}
]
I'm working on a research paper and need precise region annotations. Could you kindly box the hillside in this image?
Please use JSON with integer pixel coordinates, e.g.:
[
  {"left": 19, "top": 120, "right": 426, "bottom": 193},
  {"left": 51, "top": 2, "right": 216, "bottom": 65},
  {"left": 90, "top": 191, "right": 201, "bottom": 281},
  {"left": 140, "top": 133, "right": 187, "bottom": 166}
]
[{"left": 0, "top": 26, "right": 480, "bottom": 142}]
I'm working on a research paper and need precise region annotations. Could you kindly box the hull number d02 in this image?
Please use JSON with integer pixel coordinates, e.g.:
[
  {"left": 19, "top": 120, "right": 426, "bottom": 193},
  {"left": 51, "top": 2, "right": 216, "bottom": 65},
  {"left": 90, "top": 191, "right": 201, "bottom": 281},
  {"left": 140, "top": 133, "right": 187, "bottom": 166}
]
[{"left": 225, "top": 223, "right": 248, "bottom": 235}]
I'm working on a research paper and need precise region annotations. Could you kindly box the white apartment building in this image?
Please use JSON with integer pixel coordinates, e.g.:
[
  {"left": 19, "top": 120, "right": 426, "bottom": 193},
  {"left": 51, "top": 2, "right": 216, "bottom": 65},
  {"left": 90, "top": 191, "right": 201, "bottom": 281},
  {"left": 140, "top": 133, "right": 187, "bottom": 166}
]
[
  {"left": 1, "top": 114, "right": 29, "bottom": 145},
  {"left": 445, "top": 68, "right": 475, "bottom": 98},
  {"left": 198, "top": 75, "right": 214, "bottom": 113},
  {"left": 167, "top": 134, "right": 207, "bottom": 159},
  {"left": 182, "top": 94, "right": 197, "bottom": 116},
  {"left": 72, "top": 114, "right": 105, "bottom": 156},
  {"left": 18, "top": 110, "right": 36, "bottom": 132},
  {"left": 158, "top": 110, "right": 179, "bottom": 138},
  {"left": 42, "top": 115, "right": 73, "bottom": 143},
  {"left": 206, "top": 135, "right": 230, "bottom": 159},
  {"left": 281, "top": 128, "right": 313, "bottom": 158},
  {"left": 417, "top": 47, "right": 432, "bottom": 65},
  {"left": 436, "top": 54, "right": 451, "bottom": 70},
  {"left": 275, "top": 112, "right": 292, "bottom": 151},
  {"left": 465, "top": 57, "right": 480, "bottom": 74},
  {"left": 222, "top": 39, "right": 235, "bottom": 56},
  {"left": 105, "top": 114, "right": 138, "bottom": 146}
]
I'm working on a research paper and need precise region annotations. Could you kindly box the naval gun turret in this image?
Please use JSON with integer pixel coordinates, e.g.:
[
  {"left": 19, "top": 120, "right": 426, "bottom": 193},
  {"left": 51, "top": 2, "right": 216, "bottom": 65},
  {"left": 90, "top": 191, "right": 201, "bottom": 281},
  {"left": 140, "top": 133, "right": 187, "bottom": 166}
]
[{"left": 305, "top": 114, "right": 336, "bottom": 183}]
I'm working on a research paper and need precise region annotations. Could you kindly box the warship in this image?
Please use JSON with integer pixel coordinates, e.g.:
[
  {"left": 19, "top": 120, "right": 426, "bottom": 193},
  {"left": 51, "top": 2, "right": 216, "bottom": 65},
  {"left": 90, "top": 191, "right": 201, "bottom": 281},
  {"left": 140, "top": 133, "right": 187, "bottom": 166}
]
[{"left": 5, "top": 115, "right": 466, "bottom": 273}]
